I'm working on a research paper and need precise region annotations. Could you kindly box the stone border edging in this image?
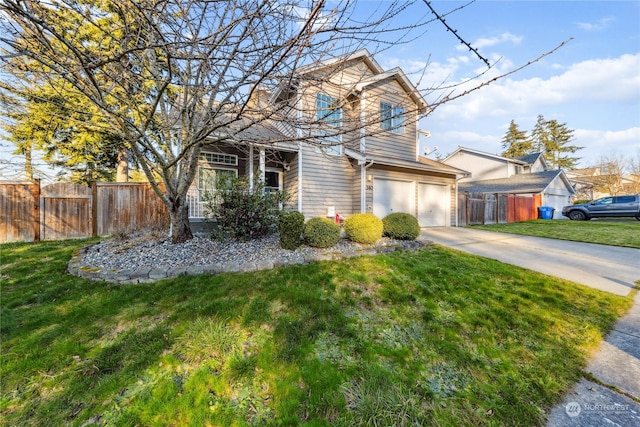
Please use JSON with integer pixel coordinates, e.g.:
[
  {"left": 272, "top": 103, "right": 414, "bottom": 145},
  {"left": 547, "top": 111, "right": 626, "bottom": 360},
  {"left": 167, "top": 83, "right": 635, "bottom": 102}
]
[{"left": 67, "top": 240, "right": 426, "bottom": 284}]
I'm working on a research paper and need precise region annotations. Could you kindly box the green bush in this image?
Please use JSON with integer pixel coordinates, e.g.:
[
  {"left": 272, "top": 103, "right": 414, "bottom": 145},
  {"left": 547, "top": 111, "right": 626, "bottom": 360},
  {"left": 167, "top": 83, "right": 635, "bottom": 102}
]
[
  {"left": 382, "top": 213, "right": 421, "bottom": 240},
  {"left": 279, "top": 211, "right": 305, "bottom": 250},
  {"left": 304, "top": 217, "right": 341, "bottom": 248},
  {"left": 343, "top": 213, "right": 383, "bottom": 244},
  {"left": 203, "top": 175, "right": 288, "bottom": 241}
]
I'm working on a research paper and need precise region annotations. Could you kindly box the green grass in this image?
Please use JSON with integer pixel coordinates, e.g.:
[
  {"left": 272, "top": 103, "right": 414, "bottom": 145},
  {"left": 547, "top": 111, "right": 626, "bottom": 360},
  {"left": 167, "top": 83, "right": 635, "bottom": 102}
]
[
  {"left": 472, "top": 219, "right": 640, "bottom": 248},
  {"left": 0, "top": 239, "right": 634, "bottom": 426}
]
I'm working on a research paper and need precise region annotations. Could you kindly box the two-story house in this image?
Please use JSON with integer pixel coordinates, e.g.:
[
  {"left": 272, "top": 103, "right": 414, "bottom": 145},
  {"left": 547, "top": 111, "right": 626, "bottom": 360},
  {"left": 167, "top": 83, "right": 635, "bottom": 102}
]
[
  {"left": 443, "top": 147, "right": 575, "bottom": 219},
  {"left": 188, "top": 49, "right": 468, "bottom": 228}
]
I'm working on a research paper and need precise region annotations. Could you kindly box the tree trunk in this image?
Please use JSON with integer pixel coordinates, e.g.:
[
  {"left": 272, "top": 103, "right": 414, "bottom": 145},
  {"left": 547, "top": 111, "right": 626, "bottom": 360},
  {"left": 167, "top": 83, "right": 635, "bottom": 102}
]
[
  {"left": 24, "top": 144, "right": 33, "bottom": 181},
  {"left": 168, "top": 195, "right": 193, "bottom": 243},
  {"left": 116, "top": 147, "right": 129, "bottom": 182}
]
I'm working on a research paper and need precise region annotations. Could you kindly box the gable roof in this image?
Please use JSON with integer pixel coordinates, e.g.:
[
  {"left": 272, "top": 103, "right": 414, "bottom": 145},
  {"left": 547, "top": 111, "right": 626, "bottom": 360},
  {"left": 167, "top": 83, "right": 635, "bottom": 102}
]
[
  {"left": 443, "top": 146, "right": 529, "bottom": 166},
  {"left": 275, "top": 49, "right": 429, "bottom": 114},
  {"left": 445, "top": 147, "right": 553, "bottom": 170},
  {"left": 350, "top": 66, "right": 430, "bottom": 115},
  {"left": 296, "top": 49, "right": 385, "bottom": 76},
  {"left": 459, "top": 170, "right": 575, "bottom": 194},
  {"left": 514, "top": 152, "right": 545, "bottom": 165}
]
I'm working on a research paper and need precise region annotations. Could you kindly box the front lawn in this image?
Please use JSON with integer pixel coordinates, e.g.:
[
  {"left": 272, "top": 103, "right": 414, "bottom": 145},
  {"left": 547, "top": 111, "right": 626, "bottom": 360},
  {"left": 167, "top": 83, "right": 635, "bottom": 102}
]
[
  {"left": 472, "top": 219, "right": 640, "bottom": 248},
  {"left": 0, "top": 239, "right": 633, "bottom": 426}
]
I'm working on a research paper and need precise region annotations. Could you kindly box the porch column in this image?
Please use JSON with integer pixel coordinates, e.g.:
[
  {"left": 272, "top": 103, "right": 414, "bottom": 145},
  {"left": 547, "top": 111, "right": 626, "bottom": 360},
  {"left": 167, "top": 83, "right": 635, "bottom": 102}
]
[
  {"left": 259, "top": 147, "right": 266, "bottom": 182},
  {"left": 249, "top": 144, "right": 254, "bottom": 191}
]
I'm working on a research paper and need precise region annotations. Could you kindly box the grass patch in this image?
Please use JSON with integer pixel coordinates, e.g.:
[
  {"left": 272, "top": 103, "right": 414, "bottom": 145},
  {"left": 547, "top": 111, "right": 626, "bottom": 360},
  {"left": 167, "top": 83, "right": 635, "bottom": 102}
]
[
  {"left": 0, "top": 239, "right": 633, "bottom": 426},
  {"left": 472, "top": 219, "right": 640, "bottom": 248}
]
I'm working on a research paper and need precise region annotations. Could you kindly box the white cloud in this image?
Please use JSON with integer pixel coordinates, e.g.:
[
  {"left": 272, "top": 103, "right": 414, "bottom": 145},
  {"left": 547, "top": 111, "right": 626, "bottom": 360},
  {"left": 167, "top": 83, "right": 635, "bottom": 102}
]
[
  {"left": 429, "top": 53, "right": 640, "bottom": 121},
  {"left": 455, "top": 32, "right": 523, "bottom": 52},
  {"left": 576, "top": 17, "right": 614, "bottom": 32},
  {"left": 573, "top": 127, "right": 640, "bottom": 166}
]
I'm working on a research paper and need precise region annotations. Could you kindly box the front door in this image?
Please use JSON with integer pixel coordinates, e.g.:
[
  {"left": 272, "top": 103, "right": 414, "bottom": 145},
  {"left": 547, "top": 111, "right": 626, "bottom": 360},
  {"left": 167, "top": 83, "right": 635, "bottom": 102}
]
[{"left": 264, "top": 170, "right": 283, "bottom": 193}]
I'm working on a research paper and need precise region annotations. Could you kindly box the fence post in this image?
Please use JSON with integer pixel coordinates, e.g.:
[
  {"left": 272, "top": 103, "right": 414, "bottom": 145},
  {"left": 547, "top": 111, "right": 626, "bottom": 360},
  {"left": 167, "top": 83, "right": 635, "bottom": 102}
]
[
  {"left": 33, "top": 178, "right": 41, "bottom": 242},
  {"left": 91, "top": 181, "right": 98, "bottom": 237}
]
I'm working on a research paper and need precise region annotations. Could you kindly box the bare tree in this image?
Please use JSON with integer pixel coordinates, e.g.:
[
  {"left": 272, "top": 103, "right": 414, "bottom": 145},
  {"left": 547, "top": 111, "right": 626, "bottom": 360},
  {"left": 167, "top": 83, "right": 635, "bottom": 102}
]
[
  {"left": 623, "top": 150, "right": 640, "bottom": 194},
  {"left": 592, "top": 153, "right": 628, "bottom": 196},
  {"left": 0, "top": 0, "right": 566, "bottom": 242}
]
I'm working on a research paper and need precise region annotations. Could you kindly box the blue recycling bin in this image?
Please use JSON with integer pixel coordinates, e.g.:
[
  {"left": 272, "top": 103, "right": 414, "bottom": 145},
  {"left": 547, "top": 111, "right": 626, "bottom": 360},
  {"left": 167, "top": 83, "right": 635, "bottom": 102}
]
[{"left": 538, "top": 206, "right": 555, "bottom": 220}]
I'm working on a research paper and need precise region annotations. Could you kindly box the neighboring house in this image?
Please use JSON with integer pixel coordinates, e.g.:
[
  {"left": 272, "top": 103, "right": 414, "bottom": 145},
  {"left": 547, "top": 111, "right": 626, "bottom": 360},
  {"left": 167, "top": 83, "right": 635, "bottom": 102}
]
[
  {"left": 565, "top": 168, "right": 639, "bottom": 200},
  {"left": 188, "top": 49, "right": 469, "bottom": 227},
  {"left": 565, "top": 168, "right": 600, "bottom": 200},
  {"left": 444, "top": 147, "right": 548, "bottom": 182},
  {"left": 443, "top": 147, "right": 575, "bottom": 219}
]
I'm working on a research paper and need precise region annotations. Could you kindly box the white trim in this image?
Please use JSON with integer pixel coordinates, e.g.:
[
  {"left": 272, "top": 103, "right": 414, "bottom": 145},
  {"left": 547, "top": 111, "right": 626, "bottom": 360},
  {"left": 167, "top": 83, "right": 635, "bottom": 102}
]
[
  {"left": 249, "top": 145, "right": 254, "bottom": 191},
  {"left": 297, "top": 97, "right": 304, "bottom": 212},
  {"left": 259, "top": 148, "right": 266, "bottom": 181}
]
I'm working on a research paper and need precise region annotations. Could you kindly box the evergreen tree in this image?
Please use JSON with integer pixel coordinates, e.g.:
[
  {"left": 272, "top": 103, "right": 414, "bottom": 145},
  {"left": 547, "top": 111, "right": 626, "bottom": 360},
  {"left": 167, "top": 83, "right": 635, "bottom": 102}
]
[
  {"left": 541, "top": 119, "right": 582, "bottom": 169},
  {"left": 501, "top": 119, "right": 533, "bottom": 158},
  {"left": 530, "top": 115, "right": 548, "bottom": 153},
  {"left": 3, "top": 82, "right": 125, "bottom": 186},
  {"left": 529, "top": 115, "right": 582, "bottom": 169}
]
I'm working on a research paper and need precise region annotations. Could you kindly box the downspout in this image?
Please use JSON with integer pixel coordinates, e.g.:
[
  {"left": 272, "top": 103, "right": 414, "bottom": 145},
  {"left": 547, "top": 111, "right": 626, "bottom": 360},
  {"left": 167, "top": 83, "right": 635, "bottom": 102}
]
[
  {"left": 359, "top": 88, "right": 369, "bottom": 212},
  {"left": 297, "top": 96, "right": 303, "bottom": 212}
]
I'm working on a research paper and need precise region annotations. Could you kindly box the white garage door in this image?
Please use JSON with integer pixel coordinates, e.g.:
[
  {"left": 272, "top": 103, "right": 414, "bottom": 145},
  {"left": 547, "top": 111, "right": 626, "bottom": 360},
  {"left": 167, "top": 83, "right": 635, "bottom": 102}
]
[
  {"left": 373, "top": 178, "right": 415, "bottom": 219},
  {"left": 418, "top": 183, "right": 449, "bottom": 227}
]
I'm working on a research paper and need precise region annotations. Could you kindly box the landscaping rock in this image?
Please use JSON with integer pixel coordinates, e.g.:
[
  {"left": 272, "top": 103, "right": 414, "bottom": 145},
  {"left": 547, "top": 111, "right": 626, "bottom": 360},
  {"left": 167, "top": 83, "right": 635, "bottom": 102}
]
[{"left": 69, "top": 233, "right": 426, "bottom": 284}]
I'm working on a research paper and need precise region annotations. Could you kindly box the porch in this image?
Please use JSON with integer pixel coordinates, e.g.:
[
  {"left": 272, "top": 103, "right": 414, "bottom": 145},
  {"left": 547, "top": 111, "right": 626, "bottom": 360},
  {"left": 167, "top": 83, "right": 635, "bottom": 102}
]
[{"left": 187, "top": 143, "right": 297, "bottom": 219}]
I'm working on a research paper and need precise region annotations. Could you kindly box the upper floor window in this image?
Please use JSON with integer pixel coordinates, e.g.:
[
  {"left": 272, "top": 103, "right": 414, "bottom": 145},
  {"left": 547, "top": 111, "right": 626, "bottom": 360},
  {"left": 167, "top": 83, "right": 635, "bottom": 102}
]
[
  {"left": 316, "top": 93, "right": 342, "bottom": 156},
  {"left": 380, "top": 103, "right": 405, "bottom": 134}
]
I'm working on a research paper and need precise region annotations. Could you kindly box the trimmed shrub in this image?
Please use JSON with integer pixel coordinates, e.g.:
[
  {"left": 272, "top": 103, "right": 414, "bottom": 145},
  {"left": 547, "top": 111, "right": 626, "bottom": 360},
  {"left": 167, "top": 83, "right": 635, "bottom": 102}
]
[
  {"left": 203, "top": 175, "right": 289, "bottom": 241},
  {"left": 343, "top": 213, "right": 383, "bottom": 244},
  {"left": 279, "top": 211, "right": 305, "bottom": 250},
  {"left": 382, "top": 213, "right": 421, "bottom": 240},
  {"left": 304, "top": 217, "right": 340, "bottom": 248}
]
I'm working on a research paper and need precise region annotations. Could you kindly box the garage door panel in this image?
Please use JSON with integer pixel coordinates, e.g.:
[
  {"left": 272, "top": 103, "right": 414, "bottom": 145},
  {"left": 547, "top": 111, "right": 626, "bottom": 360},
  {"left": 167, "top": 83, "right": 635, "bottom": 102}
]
[
  {"left": 418, "top": 183, "right": 448, "bottom": 227},
  {"left": 373, "top": 179, "right": 414, "bottom": 219}
]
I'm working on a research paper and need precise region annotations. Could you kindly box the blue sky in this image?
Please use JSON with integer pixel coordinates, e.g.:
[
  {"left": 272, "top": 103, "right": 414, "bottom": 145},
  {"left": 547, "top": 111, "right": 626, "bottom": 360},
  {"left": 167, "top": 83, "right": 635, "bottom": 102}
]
[
  {"left": 369, "top": 0, "right": 640, "bottom": 167},
  {"left": 1, "top": 0, "right": 638, "bottom": 181}
]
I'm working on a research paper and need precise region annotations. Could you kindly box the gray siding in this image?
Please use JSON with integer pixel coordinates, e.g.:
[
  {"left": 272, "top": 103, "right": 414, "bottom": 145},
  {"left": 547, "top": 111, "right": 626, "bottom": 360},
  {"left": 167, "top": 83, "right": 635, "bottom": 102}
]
[
  {"left": 363, "top": 80, "right": 417, "bottom": 162},
  {"left": 283, "top": 153, "right": 300, "bottom": 212},
  {"left": 299, "top": 143, "right": 355, "bottom": 219}
]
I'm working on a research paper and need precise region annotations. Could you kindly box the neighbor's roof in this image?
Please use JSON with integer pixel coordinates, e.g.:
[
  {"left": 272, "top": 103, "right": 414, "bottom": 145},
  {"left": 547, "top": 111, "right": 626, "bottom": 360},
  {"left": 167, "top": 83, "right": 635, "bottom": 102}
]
[
  {"left": 443, "top": 146, "right": 529, "bottom": 165},
  {"left": 513, "top": 152, "right": 545, "bottom": 165},
  {"left": 459, "top": 170, "right": 575, "bottom": 194}
]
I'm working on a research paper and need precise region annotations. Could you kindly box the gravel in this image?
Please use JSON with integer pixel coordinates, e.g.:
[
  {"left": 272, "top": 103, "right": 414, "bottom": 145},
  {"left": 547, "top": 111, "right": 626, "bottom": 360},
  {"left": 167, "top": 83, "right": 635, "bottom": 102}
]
[{"left": 80, "top": 231, "right": 421, "bottom": 273}]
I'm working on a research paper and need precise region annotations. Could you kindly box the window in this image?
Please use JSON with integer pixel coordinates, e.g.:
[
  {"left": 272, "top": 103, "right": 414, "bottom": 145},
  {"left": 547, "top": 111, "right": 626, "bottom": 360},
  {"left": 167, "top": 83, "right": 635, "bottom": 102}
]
[
  {"left": 615, "top": 196, "right": 635, "bottom": 204},
  {"left": 594, "top": 197, "right": 613, "bottom": 205},
  {"left": 199, "top": 152, "right": 238, "bottom": 166},
  {"left": 316, "top": 93, "right": 342, "bottom": 156},
  {"left": 198, "top": 167, "right": 237, "bottom": 199},
  {"left": 380, "top": 103, "right": 405, "bottom": 134}
]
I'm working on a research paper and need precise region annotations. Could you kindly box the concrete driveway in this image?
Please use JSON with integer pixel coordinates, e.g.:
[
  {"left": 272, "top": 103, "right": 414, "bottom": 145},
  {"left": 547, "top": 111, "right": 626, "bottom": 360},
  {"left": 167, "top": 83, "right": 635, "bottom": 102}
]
[
  {"left": 420, "top": 227, "right": 638, "bottom": 296},
  {"left": 419, "top": 227, "right": 640, "bottom": 426}
]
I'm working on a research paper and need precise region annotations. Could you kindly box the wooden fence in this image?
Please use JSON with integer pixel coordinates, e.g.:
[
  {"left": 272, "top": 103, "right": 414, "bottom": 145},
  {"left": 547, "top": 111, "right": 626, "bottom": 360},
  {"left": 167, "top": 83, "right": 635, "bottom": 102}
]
[
  {"left": 458, "top": 192, "right": 542, "bottom": 226},
  {"left": 0, "top": 180, "right": 169, "bottom": 243}
]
